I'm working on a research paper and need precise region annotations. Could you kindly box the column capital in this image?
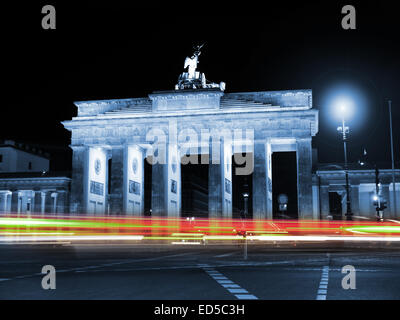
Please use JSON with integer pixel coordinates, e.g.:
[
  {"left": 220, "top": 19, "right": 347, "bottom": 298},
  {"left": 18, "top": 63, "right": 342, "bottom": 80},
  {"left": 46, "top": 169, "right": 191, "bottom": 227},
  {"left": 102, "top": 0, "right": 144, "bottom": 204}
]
[
  {"left": 70, "top": 145, "right": 87, "bottom": 151},
  {"left": 296, "top": 137, "right": 312, "bottom": 143}
]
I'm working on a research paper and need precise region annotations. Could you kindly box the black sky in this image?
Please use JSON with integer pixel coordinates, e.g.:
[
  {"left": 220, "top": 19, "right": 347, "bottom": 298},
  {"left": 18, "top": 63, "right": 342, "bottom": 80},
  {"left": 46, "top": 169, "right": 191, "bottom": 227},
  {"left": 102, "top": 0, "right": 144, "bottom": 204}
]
[{"left": 3, "top": 1, "right": 399, "bottom": 170}]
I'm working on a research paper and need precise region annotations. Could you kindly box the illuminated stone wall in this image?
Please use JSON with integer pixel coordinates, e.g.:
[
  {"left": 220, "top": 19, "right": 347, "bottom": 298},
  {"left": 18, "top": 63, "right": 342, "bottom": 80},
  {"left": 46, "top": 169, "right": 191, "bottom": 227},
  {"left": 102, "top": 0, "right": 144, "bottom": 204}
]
[{"left": 63, "top": 88, "right": 319, "bottom": 219}]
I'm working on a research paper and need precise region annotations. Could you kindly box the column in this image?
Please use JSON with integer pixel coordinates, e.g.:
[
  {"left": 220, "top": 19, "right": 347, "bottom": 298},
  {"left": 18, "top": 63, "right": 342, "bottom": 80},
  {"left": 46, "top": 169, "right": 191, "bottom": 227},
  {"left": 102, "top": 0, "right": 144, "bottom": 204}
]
[
  {"left": 312, "top": 184, "right": 320, "bottom": 220},
  {"left": 252, "top": 141, "right": 270, "bottom": 219},
  {"left": 297, "top": 138, "right": 313, "bottom": 219},
  {"left": 17, "top": 192, "right": 22, "bottom": 214},
  {"left": 381, "top": 184, "right": 391, "bottom": 219},
  {"left": 34, "top": 191, "right": 42, "bottom": 213},
  {"left": 151, "top": 160, "right": 166, "bottom": 216},
  {"left": 208, "top": 137, "right": 222, "bottom": 217},
  {"left": 166, "top": 143, "right": 180, "bottom": 217},
  {"left": 11, "top": 191, "right": 18, "bottom": 213},
  {"left": 151, "top": 143, "right": 180, "bottom": 217},
  {"left": 45, "top": 191, "right": 54, "bottom": 214},
  {"left": 124, "top": 145, "right": 145, "bottom": 216},
  {"left": 87, "top": 146, "right": 107, "bottom": 215},
  {"left": 41, "top": 192, "right": 46, "bottom": 214},
  {"left": 70, "top": 146, "right": 87, "bottom": 213},
  {"left": 0, "top": 192, "right": 7, "bottom": 213},
  {"left": 208, "top": 135, "right": 232, "bottom": 218},
  {"left": 389, "top": 182, "right": 400, "bottom": 219},
  {"left": 350, "top": 184, "right": 360, "bottom": 216},
  {"left": 109, "top": 147, "right": 124, "bottom": 214},
  {"left": 0, "top": 192, "right": 6, "bottom": 213},
  {"left": 222, "top": 138, "right": 232, "bottom": 218},
  {"left": 51, "top": 192, "right": 58, "bottom": 213},
  {"left": 56, "top": 190, "right": 67, "bottom": 214},
  {"left": 5, "top": 192, "right": 12, "bottom": 213},
  {"left": 319, "top": 185, "right": 330, "bottom": 220}
]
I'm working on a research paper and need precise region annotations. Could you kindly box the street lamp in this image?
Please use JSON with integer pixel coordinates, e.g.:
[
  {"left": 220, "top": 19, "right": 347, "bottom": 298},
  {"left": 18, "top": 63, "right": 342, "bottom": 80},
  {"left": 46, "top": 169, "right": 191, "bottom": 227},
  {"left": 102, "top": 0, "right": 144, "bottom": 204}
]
[
  {"left": 241, "top": 180, "right": 249, "bottom": 260},
  {"left": 278, "top": 194, "right": 288, "bottom": 217},
  {"left": 242, "top": 192, "right": 249, "bottom": 217},
  {"left": 242, "top": 179, "right": 249, "bottom": 219},
  {"left": 336, "top": 103, "right": 353, "bottom": 220}
]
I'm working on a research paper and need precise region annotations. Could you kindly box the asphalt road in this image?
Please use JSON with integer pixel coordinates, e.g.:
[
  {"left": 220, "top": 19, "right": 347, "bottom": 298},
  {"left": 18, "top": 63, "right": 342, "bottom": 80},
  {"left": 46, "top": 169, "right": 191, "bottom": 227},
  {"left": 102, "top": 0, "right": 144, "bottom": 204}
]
[{"left": 1, "top": 244, "right": 400, "bottom": 300}]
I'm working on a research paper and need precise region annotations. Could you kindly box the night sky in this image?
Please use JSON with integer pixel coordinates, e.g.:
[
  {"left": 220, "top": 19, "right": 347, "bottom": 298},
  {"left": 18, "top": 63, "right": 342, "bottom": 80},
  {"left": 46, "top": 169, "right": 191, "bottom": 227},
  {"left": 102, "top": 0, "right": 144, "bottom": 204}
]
[{"left": 3, "top": 1, "right": 399, "bottom": 171}]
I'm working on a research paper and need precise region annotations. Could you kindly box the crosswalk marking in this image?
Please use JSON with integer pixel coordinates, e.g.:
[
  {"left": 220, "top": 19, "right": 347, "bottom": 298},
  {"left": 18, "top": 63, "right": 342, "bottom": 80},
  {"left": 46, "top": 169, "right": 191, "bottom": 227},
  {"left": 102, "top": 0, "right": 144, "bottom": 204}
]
[
  {"left": 316, "top": 265, "right": 330, "bottom": 300},
  {"left": 199, "top": 264, "right": 258, "bottom": 300},
  {"left": 228, "top": 288, "right": 248, "bottom": 294},
  {"left": 235, "top": 294, "right": 258, "bottom": 300},
  {"left": 222, "top": 284, "right": 241, "bottom": 288},
  {"left": 214, "top": 252, "right": 236, "bottom": 258}
]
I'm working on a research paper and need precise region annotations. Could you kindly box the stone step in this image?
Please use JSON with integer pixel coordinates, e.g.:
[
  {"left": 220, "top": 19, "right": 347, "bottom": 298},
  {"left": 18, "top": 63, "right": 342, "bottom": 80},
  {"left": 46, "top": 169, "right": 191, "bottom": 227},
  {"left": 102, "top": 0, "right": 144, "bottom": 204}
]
[
  {"left": 105, "top": 107, "right": 151, "bottom": 114},
  {"left": 220, "top": 102, "right": 273, "bottom": 107},
  {"left": 221, "top": 99, "right": 270, "bottom": 105},
  {"left": 104, "top": 111, "right": 150, "bottom": 115}
]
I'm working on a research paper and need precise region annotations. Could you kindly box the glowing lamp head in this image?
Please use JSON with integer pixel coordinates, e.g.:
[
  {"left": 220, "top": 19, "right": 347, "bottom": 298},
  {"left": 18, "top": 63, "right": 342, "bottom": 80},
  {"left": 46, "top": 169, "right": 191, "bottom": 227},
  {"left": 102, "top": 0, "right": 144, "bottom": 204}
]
[{"left": 333, "top": 96, "right": 354, "bottom": 120}]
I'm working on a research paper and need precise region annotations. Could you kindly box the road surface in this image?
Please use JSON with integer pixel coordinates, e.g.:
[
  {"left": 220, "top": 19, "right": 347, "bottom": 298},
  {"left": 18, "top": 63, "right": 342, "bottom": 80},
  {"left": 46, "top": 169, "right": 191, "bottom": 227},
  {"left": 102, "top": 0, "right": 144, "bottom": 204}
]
[{"left": 1, "top": 244, "right": 400, "bottom": 300}]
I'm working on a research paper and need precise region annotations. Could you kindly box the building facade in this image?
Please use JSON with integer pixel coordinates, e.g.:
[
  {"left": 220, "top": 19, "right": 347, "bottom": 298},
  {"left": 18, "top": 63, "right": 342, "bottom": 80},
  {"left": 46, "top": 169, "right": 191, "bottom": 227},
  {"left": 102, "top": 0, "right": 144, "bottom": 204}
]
[
  {"left": 61, "top": 48, "right": 399, "bottom": 220},
  {"left": 314, "top": 165, "right": 400, "bottom": 220},
  {"left": 62, "top": 88, "right": 318, "bottom": 219},
  {"left": 0, "top": 140, "right": 70, "bottom": 215}
]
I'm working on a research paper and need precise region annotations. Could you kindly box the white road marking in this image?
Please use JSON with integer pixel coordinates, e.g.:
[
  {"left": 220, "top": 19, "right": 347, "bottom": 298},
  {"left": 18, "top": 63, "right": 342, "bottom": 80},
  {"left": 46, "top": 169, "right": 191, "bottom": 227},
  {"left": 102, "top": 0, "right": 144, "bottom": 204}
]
[
  {"left": 235, "top": 294, "right": 258, "bottom": 300},
  {"left": 199, "top": 264, "right": 258, "bottom": 300},
  {"left": 214, "top": 252, "right": 236, "bottom": 258},
  {"left": 0, "top": 278, "right": 10, "bottom": 281},
  {"left": 316, "top": 265, "right": 330, "bottom": 300},
  {"left": 217, "top": 280, "right": 234, "bottom": 284},
  {"left": 228, "top": 288, "right": 248, "bottom": 294},
  {"left": 222, "top": 284, "right": 241, "bottom": 288},
  {"left": 4, "top": 252, "right": 198, "bottom": 281}
]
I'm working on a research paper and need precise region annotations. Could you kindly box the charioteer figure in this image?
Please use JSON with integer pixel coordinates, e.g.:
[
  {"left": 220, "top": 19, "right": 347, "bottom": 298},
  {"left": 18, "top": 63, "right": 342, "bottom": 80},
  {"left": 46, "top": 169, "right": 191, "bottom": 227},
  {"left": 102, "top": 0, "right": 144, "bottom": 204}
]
[{"left": 175, "top": 43, "right": 225, "bottom": 91}]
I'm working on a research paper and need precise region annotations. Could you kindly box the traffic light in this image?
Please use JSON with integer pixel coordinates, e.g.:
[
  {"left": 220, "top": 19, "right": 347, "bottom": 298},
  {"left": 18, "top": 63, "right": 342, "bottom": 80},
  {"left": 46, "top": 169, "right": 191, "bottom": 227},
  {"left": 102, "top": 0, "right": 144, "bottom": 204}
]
[
  {"left": 379, "top": 199, "right": 387, "bottom": 211},
  {"left": 373, "top": 195, "right": 379, "bottom": 207}
]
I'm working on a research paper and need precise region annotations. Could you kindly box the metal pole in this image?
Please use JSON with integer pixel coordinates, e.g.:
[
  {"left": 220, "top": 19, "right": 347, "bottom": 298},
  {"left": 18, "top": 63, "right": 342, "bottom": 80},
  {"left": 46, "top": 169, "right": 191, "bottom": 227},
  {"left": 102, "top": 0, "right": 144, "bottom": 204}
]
[
  {"left": 244, "top": 232, "right": 247, "bottom": 260},
  {"left": 389, "top": 100, "right": 397, "bottom": 218},
  {"left": 375, "top": 166, "right": 382, "bottom": 221},
  {"left": 342, "top": 118, "right": 352, "bottom": 220}
]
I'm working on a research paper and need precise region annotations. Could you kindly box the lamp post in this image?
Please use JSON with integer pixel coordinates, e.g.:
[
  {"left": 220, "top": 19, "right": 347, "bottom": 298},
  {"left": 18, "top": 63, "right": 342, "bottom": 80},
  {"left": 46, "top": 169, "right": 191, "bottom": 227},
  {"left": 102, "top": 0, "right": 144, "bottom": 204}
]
[
  {"left": 278, "top": 194, "right": 288, "bottom": 218},
  {"left": 242, "top": 181, "right": 249, "bottom": 260},
  {"left": 241, "top": 179, "right": 249, "bottom": 219},
  {"left": 388, "top": 100, "right": 397, "bottom": 218},
  {"left": 242, "top": 192, "right": 249, "bottom": 218},
  {"left": 337, "top": 107, "right": 352, "bottom": 220}
]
